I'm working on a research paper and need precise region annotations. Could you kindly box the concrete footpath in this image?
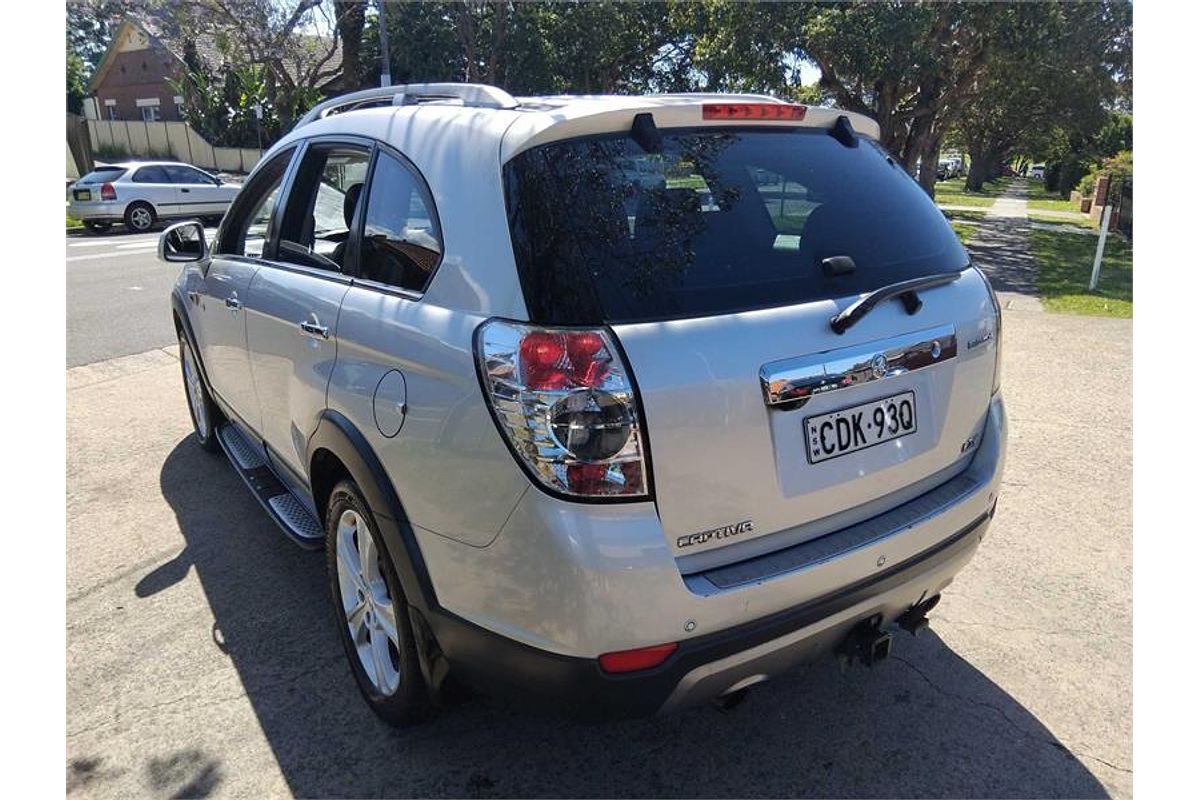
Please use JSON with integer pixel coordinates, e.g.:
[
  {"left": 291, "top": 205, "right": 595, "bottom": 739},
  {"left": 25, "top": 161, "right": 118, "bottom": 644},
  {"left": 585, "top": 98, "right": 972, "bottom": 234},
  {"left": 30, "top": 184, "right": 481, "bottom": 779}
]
[
  {"left": 962, "top": 179, "right": 1046, "bottom": 313},
  {"left": 66, "top": 310, "right": 1131, "bottom": 798}
]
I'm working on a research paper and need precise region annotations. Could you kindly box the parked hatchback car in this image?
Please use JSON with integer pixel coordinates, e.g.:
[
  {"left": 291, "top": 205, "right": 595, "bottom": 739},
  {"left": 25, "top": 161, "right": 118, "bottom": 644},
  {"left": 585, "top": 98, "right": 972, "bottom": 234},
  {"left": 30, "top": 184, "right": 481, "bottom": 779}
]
[
  {"left": 162, "top": 84, "right": 1006, "bottom": 724},
  {"left": 69, "top": 160, "right": 240, "bottom": 233}
]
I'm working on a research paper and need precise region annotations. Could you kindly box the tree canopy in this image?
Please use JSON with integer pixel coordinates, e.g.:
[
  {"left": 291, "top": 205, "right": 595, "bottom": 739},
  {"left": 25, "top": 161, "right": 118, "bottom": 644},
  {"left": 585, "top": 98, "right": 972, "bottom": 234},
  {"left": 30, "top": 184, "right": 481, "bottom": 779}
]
[{"left": 66, "top": 0, "right": 1131, "bottom": 193}]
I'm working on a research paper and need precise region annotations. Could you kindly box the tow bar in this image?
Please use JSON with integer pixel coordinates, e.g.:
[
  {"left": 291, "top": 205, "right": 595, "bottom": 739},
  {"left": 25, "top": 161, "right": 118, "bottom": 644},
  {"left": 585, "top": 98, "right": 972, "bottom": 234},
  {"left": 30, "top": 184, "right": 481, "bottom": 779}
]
[
  {"left": 836, "top": 594, "right": 942, "bottom": 671},
  {"left": 835, "top": 614, "right": 893, "bottom": 670}
]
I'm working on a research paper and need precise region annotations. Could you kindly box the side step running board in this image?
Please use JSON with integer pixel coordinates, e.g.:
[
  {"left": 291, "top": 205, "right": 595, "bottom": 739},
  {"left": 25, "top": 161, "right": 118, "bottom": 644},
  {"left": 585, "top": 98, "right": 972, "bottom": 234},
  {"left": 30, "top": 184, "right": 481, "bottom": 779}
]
[{"left": 216, "top": 423, "right": 324, "bottom": 550}]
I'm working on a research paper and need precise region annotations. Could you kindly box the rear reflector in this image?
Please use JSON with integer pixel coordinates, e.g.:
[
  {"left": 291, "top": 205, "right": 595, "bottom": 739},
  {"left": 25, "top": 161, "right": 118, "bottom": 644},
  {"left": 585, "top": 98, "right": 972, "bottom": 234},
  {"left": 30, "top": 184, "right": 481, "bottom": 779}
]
[
  {"left": 598, "top": 642, "right": 678, "bottom": 674},
  {"left": 702, "top": 103, "right": 807, "bottom": 121}
]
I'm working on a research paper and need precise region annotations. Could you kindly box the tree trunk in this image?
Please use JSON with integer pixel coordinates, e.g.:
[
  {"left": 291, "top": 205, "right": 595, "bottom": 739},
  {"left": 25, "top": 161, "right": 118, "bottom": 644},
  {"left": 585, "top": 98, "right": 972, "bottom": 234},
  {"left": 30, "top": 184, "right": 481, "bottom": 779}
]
[
  {"left": 965, "top": 148, "right": 987, "bottom": 191},
  {"left": 334, "top": 1, "right": 365, "bottom": 93},
  {"left": 916, "top": 133, "right": 942, "bottom": 197}
]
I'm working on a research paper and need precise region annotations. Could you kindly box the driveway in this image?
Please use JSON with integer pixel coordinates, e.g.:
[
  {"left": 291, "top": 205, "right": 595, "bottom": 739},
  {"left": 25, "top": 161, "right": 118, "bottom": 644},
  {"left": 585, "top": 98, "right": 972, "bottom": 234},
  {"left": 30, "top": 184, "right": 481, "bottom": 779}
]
[{"left": 66, "top": 308, "right": 1131, "bottom": 798}]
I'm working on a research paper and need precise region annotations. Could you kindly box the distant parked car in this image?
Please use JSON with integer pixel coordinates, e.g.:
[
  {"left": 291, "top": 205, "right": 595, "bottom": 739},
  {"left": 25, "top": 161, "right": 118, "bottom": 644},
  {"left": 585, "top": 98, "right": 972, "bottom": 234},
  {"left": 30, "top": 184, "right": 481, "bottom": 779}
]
[
  {"left": 68, "top": 161, "right": 241, "bottom": 234},
  {"left": 936, "top": 160, "right": 951, "bottom": 181},
  {"left": 1030, "top": 164, "right": 1046, "bottom": 180}
]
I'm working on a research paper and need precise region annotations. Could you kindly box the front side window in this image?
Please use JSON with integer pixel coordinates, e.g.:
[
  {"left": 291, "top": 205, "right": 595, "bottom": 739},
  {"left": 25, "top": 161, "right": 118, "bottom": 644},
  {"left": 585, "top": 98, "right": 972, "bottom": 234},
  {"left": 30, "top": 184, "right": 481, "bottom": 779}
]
[
  {"left": 275, "top": 144, "right": 371, "bottom": 272},
  {"left": 164, "top": 164, "right": 215, "bottom": 185},
  {"left": 356, "top": 150, "right": 442, "bottom": 292},
  {"left": 215, "top": 147, "right": 295, "bottom": 258},
  {"left": 504, "top": 128, "right": 967, "bottom": 324}
]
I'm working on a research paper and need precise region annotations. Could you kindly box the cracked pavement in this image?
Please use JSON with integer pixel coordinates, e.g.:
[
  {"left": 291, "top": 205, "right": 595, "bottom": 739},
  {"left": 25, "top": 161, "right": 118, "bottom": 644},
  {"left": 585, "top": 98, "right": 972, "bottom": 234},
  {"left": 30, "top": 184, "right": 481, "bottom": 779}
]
[{"left": 66, "top": 302, "right": 1131, "bottom": 798}]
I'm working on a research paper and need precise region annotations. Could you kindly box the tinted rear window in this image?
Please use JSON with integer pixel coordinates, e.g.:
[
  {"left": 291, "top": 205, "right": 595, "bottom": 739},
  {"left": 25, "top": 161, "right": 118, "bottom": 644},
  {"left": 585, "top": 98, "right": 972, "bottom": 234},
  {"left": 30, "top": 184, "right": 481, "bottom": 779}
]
[
  {"left": 504, "top": 128, "right": 968, "bottom": 324},
  {"left": 77, "top": 167, "right": 127, "bottom": 185}
]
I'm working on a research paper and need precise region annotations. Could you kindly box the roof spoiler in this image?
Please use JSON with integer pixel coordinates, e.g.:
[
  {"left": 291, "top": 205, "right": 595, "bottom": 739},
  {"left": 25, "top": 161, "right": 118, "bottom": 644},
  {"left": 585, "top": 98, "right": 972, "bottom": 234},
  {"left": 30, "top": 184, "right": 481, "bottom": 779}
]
[{"left": 294, "top": 83, "right": 519, "bottom": 130}]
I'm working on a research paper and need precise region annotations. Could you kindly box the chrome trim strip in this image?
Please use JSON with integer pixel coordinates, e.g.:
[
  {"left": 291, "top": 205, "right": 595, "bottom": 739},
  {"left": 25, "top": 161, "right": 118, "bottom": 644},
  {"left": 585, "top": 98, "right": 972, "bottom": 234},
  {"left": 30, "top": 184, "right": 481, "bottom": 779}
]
[{"left": 760, "top": 324, "right": 957, "bottom": 408}]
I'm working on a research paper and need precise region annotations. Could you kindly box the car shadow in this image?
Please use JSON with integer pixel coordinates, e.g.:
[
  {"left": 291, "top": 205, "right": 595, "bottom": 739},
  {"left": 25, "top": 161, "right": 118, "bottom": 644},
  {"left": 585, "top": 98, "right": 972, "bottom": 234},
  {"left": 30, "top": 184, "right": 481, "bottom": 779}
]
[{"left": 150, "top": 437, "right": 1110, "bottom": 798}]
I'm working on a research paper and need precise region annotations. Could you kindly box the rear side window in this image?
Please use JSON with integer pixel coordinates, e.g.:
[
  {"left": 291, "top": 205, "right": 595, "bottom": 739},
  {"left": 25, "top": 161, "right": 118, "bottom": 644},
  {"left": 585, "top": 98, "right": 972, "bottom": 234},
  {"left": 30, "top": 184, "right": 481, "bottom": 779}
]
[
  {"left": 77, "top": 167, "right": 127, "bottom": 184},
  {"left": 504, "top": 128, "right": 968, "bottom": 324},
  {"left": 356, "top": 150, "right": 442, "bottom": 293},
  {"left": 132, "top": 165, "right": 169, "bottom": 183}
]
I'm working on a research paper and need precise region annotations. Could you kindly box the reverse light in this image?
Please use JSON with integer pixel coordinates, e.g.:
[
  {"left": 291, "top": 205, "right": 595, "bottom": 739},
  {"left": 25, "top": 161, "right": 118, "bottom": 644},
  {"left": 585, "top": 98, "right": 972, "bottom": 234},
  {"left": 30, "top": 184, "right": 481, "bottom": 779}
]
[
  {"left": 100, "top": 182, "right": 117, "bottom": 201},
  {"left": 702, "top": 103, "right": 808, "bottom": 121},
  {"left": 475, "top": 320, "right": 649, "bottom": 499},
  {"left": 598, "top": 643, "right": 678, "bottom": 674}
]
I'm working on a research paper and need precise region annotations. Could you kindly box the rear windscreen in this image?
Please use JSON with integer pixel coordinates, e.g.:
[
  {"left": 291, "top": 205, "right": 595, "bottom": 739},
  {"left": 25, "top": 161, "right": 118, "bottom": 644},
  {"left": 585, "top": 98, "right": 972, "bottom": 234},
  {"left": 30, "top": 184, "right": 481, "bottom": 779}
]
[
  {"left": 77, "top": 167, "right": 127, "bottom": 185},
  {"left": 503, "top": 128, "right": 968, "bottom": 324}
]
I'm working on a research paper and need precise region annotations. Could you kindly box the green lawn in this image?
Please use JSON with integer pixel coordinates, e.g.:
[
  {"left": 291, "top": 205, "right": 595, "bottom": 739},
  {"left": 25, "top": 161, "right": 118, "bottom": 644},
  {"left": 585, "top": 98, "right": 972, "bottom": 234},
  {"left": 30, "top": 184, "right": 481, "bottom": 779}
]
[
  {"left": 1028, "top": 211, "right": 1096, "bottom": 229},
  {"left": 935, "top": 176, "right": 1012, "bottom": 209},
  {"left": 1029, "top": 227, "right": 1132, "bottom": 317},
  {"left": 67, "top": 210, "right": 82, "bottom": 229},
  {"left": 942, "top": 209, "right": 986, "bottom": 244},
  {"left": 1024, "top": 181, "right": 1082, "bottom": 213}
]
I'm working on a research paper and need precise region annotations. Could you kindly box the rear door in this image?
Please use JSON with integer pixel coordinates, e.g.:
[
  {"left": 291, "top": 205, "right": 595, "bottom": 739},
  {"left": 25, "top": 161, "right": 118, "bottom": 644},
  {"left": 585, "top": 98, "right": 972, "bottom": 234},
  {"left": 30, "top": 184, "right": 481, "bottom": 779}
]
[
  {"left": 243, "top": 139, "right": 369, "bottom": 482},
  {"left": 503, "top": 125, "right": 1001, "bottom": 564}
]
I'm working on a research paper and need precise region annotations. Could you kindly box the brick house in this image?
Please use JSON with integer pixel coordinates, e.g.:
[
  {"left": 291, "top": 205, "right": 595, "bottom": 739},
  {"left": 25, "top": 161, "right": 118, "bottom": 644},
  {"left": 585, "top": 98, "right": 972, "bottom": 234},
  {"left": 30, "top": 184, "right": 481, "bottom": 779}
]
[
  {"left": 83, "top": 18, "right": 203, "bottom": 123},
  {"left": 83, "top": 17, "right": 341, "bottom": 124}
]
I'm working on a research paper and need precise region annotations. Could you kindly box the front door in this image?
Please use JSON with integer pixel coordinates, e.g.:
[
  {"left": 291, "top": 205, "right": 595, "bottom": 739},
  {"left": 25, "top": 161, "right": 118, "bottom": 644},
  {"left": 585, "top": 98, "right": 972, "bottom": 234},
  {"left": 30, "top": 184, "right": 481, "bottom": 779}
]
[
  {"left": 165, "top": 164, "right": 228, "bottom": 216},
  {"left": 244, "top": 140, "right": 370, "bottom": 481},
  {"left": 195, "top": 146, "right": 297, "bottom": 432}
]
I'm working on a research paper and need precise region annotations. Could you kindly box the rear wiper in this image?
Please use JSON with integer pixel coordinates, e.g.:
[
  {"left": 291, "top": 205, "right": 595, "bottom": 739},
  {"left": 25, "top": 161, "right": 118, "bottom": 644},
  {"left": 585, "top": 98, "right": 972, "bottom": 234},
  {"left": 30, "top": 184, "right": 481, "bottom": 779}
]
[{"left": 829, "top": 271, "right": 963, "bottom": 335}]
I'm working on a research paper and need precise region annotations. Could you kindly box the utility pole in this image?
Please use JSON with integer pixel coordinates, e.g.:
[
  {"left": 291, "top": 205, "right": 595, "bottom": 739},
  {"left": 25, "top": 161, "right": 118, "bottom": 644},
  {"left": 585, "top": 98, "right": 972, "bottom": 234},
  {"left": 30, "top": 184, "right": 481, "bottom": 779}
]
[{"left": 378, "top": 0, "right": 392, "bottom": 87}]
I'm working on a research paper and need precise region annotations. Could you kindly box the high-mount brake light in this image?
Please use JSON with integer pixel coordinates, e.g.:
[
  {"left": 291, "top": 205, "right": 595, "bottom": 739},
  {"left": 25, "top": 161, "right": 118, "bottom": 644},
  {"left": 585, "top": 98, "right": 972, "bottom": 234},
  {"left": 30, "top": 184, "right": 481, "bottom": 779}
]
[
  {"left": 475, "top": 320, "right": 649, "bottom": 499},
  {"left": 702, "top": 103, "right": 808, "bottom": 121},
  {"left": 100, "top": 182, "right": 117, "bottom": 201}
]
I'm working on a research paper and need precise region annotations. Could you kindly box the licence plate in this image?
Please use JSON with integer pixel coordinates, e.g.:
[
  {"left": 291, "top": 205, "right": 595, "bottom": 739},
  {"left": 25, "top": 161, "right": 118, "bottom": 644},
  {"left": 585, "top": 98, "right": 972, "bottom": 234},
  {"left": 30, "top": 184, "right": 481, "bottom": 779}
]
[
  {"left": 805, "top": 391, "right": 917, "bottom": 464},
  {"left": 73, "top": 189, "right": 91, "bottom": 201}
]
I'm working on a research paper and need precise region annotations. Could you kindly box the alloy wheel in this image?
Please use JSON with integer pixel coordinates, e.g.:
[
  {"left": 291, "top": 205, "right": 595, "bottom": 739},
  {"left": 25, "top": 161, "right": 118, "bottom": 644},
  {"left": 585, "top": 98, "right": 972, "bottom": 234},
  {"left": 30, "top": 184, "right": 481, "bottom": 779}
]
[
  {"left": 181, "top": 338, "right": 207, "bottom": 436},
  {"left": 335, "top": 509, "right": 402, "bottom": 696},
  {"left": 130, "top": 207, "right": 153, "bottom": 230}
]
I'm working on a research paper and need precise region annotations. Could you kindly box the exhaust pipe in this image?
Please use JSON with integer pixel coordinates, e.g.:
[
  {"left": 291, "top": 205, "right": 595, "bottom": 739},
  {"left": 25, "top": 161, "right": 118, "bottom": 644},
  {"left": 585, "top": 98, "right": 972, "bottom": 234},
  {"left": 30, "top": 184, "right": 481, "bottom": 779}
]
[{"left": 836, "top": 614, "right": 893, "bottom": 670}]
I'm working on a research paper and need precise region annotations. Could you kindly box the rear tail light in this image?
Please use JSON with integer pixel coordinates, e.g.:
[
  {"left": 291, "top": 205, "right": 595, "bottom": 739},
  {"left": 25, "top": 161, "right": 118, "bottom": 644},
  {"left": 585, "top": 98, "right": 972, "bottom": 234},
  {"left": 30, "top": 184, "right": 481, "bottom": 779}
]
[
  {"left": 475, "top": 319, "right": 649, "bottom": 499},
  {"left": 598, "top": 642, "right": 677, "bottom": 674},
  {"left": 978, "top": 268, "right": 1003, "bottom": 395},
  {"left": 702, "top": 103, "right": 807, "bottom": 121},
  {"left": 100, "top": 182, "right": 117, "bottom": 201}
]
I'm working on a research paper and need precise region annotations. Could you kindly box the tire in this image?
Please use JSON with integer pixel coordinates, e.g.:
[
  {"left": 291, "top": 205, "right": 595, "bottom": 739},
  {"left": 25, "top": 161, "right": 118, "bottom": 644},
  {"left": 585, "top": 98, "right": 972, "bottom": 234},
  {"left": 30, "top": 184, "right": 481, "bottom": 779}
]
[
  {"left": 325, "top": 479, "right": 431, "bottom": 726},
  {"left": 83, "top": 221, "right": 112, "bottom": 234},
  {"left": 178, "top": 333, "right": 219, "bottom": 452},
  {"left": 124, "top": 201, "right": 156, "bottom": 232}
]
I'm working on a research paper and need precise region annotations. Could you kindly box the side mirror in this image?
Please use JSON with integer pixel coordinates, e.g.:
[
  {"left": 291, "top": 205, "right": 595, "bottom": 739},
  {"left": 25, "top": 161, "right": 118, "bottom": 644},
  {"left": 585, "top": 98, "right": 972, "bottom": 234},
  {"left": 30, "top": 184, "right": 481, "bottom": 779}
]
[{"left": 159, "top": 220, "right": 208, "bottom": 263}]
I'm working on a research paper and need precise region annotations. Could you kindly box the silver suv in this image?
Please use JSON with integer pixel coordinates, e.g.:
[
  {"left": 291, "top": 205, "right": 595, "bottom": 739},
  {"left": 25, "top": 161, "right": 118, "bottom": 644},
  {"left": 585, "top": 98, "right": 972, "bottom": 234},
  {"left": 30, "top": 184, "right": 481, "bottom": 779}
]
[{"left": 162, "top": 84, "right": 1006, "bottom": 724}]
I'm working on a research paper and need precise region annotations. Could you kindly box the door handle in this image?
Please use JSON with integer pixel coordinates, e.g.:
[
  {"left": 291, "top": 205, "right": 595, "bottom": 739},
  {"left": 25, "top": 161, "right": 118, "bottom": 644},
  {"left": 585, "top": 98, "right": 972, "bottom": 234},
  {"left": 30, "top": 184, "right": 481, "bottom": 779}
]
[
  {"left": 225, "top": 296, "right": 242, "bottom": 310},
  {"left": 300, "top": 320, "right": 329, "bottom": 339},
  {"left": 180, "top": 188, "right": 191, "bottom": 193}
]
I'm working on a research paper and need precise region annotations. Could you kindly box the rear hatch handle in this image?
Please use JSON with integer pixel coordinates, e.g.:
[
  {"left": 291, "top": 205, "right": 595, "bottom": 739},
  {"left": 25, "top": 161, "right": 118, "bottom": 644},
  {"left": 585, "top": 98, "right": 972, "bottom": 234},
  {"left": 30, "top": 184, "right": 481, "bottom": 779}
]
[{"left": 829, "top": 270, "right": 964, "bottom": 335}]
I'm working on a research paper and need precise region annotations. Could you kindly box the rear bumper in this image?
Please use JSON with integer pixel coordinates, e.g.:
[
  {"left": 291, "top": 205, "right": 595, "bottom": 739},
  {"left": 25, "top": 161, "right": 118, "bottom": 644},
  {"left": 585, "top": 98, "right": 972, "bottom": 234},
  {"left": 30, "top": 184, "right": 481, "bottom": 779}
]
[
  {"left": 414, "top": 393, "right": 1007, "bottom": 715},
  {"left": 426, "top": 509, "right": 989, "bottom": 718},
  {"left": 68, "top": 200, "right": 123, "bottom": 222}
]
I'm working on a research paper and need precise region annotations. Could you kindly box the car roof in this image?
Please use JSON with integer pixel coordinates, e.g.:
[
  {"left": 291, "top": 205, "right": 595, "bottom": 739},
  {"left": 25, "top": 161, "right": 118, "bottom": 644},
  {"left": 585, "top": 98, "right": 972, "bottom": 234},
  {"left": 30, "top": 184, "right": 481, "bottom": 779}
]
[{"left": 273, "top": 87, "right": 882, "bottom": 169}]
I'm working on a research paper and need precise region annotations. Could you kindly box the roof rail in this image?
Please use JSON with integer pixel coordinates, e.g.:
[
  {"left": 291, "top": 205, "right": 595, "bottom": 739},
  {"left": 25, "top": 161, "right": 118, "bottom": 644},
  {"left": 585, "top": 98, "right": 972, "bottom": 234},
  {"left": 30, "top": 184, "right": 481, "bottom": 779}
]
[
  {"left": 294, "top": 83, "right": 518, "bottom": 130},
  {"left": 647, "top": 92, "right": 787, "bottom": 104}
]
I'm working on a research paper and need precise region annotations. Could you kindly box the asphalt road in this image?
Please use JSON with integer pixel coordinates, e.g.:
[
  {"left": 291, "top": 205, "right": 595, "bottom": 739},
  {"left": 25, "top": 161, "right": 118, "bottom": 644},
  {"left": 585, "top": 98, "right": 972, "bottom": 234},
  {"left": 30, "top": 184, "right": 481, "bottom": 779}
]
[
  {"left": 64, "top": 303, "right": 1132, "bottom": 797},
  {"left": 65, "top": 227, "right": 216, "bottom": 368}
]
